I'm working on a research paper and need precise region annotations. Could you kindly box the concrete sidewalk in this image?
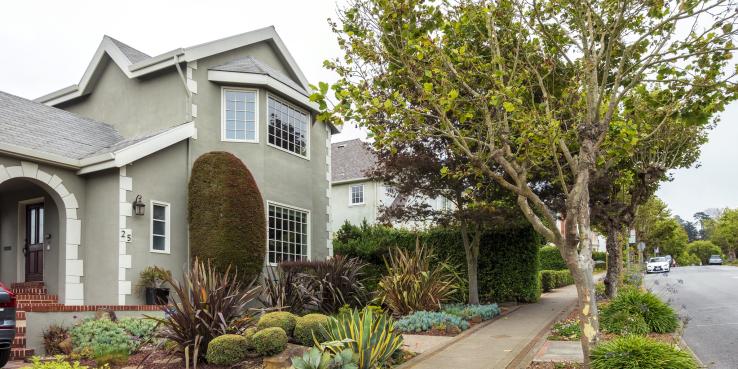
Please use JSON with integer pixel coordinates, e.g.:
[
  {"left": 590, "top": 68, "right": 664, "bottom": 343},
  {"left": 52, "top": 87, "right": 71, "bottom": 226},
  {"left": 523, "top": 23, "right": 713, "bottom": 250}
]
[{"left": 401, "top": 284, "right": 578, "bottom": 369}]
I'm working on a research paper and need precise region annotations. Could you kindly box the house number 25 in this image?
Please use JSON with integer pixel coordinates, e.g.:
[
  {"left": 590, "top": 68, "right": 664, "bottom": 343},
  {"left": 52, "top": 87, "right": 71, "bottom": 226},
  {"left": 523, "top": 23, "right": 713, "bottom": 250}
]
[{"left": 120, "top": 228, "right": 133, "bottom": 243}]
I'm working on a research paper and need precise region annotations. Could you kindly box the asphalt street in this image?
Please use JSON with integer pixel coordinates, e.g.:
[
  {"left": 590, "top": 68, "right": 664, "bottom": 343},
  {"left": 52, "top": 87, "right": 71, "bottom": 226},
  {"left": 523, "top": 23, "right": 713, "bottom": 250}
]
[{"left": 645, "top": 265, "right": 738, "bottom": 369}]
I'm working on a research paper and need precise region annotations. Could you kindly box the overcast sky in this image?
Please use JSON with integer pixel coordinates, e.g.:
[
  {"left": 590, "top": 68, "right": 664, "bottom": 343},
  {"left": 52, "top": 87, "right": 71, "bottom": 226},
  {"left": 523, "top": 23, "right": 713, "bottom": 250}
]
[{"left": 1, "top": 0, "right": 735, "bottom": 221}]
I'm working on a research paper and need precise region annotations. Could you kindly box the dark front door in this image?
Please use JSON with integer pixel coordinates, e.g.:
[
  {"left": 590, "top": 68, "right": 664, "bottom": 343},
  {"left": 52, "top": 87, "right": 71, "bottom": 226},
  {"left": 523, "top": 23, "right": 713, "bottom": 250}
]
[{"left": 25, "top": 203, "right": 44, "bottom": 281}]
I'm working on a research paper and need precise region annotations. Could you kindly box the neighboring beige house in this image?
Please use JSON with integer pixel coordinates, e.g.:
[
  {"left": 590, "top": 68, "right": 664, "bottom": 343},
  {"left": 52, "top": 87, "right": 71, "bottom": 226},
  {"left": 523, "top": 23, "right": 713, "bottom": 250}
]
[
  {"left": 0, "top": 27, "right": 335, "bottom": 305},
  {"left": 330, "top": 139, "right": 449, "bottom": 232}
]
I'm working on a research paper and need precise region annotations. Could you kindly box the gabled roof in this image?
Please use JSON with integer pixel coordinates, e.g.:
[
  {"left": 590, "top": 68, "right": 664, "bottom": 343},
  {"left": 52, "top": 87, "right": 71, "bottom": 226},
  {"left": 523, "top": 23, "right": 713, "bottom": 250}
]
[
  {"left": 36, "top": 26, "right": 311, "bottom": 106},
  {"left": 0, "top": 91, "right": 196, "bottom": 173},
  {"left": 331, "top": 139, "right": 377, "bottom": 183},
  {"left": 210, "top": 56, "right": 308, "bottom": 96}
]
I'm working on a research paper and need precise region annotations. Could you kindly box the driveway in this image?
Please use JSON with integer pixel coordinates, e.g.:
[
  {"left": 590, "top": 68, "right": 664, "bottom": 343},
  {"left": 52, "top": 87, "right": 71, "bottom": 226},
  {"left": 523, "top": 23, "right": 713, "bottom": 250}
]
[{"left": 645, "top": 265, "right": 738, "bottom": 369}]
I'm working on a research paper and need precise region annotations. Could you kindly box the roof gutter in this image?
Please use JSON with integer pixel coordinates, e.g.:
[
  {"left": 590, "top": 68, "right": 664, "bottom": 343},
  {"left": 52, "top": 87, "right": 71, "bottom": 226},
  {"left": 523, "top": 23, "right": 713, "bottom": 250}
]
[{"left": 0, "top": 143, "right": 82, "bottom": 169}]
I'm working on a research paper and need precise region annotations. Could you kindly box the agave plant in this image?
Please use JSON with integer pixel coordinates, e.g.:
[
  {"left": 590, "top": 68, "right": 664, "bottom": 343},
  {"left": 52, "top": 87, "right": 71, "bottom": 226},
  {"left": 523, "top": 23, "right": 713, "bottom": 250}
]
[
  {"left": 292, "top": 347, "right": 358, "bottom": 369},
  {"left": 375, "top": 242, "right": 460, "bottom": 316},
  {"left": 147, "top": 258, "right": 261, "bottom": 363},
  {"left": 322, "top": 307, "right": 403, "bottom": 369}
]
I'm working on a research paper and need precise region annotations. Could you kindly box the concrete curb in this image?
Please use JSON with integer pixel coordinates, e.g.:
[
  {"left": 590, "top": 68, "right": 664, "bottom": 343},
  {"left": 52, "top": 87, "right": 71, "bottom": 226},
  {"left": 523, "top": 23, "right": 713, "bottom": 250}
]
[
  {"left": 505, "top": 299, "right": 578, "bottom": 368},
  {"left": 679, "top": 334, "right": 706, "bottom": 368},
  {"left": 395, "top": 305, "right": 522, "bottom": 369}
]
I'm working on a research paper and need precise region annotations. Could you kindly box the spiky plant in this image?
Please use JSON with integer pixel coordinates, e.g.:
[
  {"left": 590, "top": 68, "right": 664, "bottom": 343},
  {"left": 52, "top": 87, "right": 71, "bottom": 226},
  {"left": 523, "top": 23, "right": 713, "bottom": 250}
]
[{"left": 148, "top": 258, "right": 261, "bottom": 362}]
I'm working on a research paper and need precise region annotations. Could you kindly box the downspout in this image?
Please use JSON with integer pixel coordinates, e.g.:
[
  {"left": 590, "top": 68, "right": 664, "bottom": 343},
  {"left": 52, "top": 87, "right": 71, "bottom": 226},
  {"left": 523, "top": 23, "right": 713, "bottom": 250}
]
[{"left": 174, "top": 54, "right": 193, "bottom": 271}]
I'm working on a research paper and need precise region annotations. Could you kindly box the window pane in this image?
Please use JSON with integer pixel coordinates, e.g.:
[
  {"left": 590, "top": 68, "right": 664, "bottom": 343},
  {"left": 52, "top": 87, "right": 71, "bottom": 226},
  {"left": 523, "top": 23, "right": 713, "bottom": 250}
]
[
  {"left": 268, "top": 204, "right": 308, "bottom": 263},
  {"left": 267, "top": 96, "right": 308, "bottom": 156},
  {"left": 153, "top": 235, "right": 166, "bottom": 251},
  {"left": 224, "top": 90, "right": 256, "bottom": 141},
  {"left": 153, "top": 220, "right": 165, "bottom": 236},
  {"left": 154, "top": 204, "right": 166, "bottom": 220}
]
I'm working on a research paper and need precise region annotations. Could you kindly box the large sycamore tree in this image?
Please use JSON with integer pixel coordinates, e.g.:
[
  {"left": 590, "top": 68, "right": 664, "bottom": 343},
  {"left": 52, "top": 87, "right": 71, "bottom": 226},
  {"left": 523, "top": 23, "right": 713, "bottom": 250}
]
[{"left": 315, "top": 0, "right": 738, "bottom": 361}]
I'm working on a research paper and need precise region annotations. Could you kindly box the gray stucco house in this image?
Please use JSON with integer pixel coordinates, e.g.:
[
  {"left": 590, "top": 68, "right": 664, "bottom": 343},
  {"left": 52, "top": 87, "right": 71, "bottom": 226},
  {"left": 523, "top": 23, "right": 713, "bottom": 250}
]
[{"left": 0, "top": 27, "right": 336, "bottom": 310}]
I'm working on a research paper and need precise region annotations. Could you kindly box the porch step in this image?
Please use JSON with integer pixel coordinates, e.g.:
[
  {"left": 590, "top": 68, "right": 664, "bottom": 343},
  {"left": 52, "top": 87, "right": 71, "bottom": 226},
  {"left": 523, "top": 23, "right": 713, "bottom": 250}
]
[
  {"left": 11, "top": 287, "right": 48, "bottom": 295},
  {"left": 11, "top": 347, "right": 34, "bottom": 361},
  {"left": 10, "top": 282, "right": 45, "bottom": 289},
  {"left": 15, "top": 325, "right": 25, "bottom": 335},
  {"left": 12, "top": 335, "right": 26, "bottom": 348},
  {"left": 15, "top": 294, "right": 58, "bottom": 302},
  {"left": 17, "top": 303, "right": 64, "bottom": 310}
]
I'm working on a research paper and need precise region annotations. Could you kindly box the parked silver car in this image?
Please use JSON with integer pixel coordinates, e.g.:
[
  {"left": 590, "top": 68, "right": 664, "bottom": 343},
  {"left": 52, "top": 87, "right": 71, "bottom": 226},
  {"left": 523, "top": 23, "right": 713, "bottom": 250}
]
[
  {"left": 708, "top": 254, "right": 724, "bottom": 265},
  {"left": 0, "top": 283, "right": 15, "bottom": 368}
]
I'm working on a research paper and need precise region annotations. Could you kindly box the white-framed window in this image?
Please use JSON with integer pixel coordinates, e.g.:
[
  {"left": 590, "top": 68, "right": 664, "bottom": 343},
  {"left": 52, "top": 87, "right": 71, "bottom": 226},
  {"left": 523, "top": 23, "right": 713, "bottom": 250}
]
[
  {"left": 267, "top": 202, "right": 310, "bottom": 264},
  {"left": 267, "top": 94, "right": 310, "bottom": 158},
  {"left": 350, "top": 184, "right": 364, "bottom": 205},
  {"left": 222, "top": 88, "right": 258, "bottom": 142},
  {"left": 150, "top": 201, "right": 170, "bottom": 253}
]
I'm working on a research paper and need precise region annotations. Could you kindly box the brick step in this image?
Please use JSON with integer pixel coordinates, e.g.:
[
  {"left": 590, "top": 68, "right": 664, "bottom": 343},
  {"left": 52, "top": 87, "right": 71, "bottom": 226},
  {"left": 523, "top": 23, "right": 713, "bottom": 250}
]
[
  {"left": 11, "top": 282, "right": 45, "bottom": 289},
  {"left": 12, "top": 335, "right": 25, "bottom": 348},
  {"left": 16, "top": 310, "right": 26, "bottom": 320},
  {"left": 15, "top": 294, "right": 58, "bottom": 302},
  {"left": 11, "top": 287, "right": 48, "bottom": 295},
  {"left": 10, "top": 347, "right": 34, "bottom": 361},
  {"left": 15, "top": 326, "right": 25, "bottom": 335}
]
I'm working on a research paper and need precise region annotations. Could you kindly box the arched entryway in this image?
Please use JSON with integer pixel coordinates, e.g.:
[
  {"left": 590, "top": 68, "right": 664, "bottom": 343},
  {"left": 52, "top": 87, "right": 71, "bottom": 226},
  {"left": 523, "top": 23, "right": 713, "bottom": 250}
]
[{"left": 0, "top": 162, "right": 83, "bottom": 304}]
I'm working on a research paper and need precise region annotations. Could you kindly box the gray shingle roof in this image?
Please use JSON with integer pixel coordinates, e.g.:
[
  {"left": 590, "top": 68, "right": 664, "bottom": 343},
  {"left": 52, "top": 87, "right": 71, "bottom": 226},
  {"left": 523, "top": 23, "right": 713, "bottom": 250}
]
[
  {"left": 0, "top": 91, "right": 124, "bottom": 160},
  {"left": 108, "top": 37, "right": 151, "bottom": 63},
  {"left": 209, "top": 56, "right": 309, "bottom": 96},
  {"left": 331, "top": 139, "right": 377, "bottom": 182}
]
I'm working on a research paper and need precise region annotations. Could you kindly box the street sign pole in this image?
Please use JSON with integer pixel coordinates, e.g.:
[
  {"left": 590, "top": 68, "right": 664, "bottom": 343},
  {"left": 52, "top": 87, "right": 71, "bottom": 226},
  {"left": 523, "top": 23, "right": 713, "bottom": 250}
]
[{"left": 637, "top": 241, "right": 646, "bottom": 269}]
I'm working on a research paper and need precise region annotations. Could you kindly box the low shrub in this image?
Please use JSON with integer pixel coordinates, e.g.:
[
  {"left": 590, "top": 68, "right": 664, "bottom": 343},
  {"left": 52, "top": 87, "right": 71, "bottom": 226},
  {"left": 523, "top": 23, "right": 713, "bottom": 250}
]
[
  {"left": 92, "top": 346, "right": 129, "bottom": 366},
  {"left": 206, "top": 334, "right": 248, "bottom": 365},
  {"left": 590, "top": 335, "right": 698, "bottom": 369},
  {"left": 600, "top": 288, "right": 679, "bottom": 334},
  {"left": 257, "top": 311, "right": 298, "bottom": 337},
  {"left": 623, "top": 266, "right": 643, "bottom": 287},
  {"left": 26, "top": 356, "right": 92, "bottom": 369},
  {"left": 117, "top": 318, "right": 156, "bottom": 350},
  {"left": 251, "top": 327, "right": 288, "bottom": 356},
  {"left": 71, "top": 319, "right": 132, "bottom": 359},
  {"left": 594, "top": 281, "right": 607, "bottom": 301},
  {"left": 441, "top": 303, "right": 501, "bottom": 321},
  {"left": 242, "top": 327, "right": 257, "bottom": 350},
  {"left": 678, "top": 252, "right": 701, "bottom": 266},
  {"left": 540, "top": 270, "right": 574, "bottom": 292},
  {"left": 395, "top": 311, "right": 470, "bottom": 333},
  {"left": 42, "top": 324, "right": 70, "bottom": 355},
  {"left": 548, "top": 319, "right": 581, "bottom": 341},
  {"left": 294, "top": 314, "right": 330, "bottom": 346},
  {"left": 601, "top": 310, "right": 650, "bottom": 335},
  {"left": 323, "top": 307, "right": 403, "bottom": 369}
]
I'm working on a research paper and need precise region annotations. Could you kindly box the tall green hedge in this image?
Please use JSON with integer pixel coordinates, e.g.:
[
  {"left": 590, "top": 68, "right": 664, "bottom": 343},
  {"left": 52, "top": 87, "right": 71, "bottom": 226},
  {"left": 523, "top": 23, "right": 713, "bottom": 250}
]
[
  {"left": 334, "top": 222, "right": 543, "bottom": 302},
  {"left": 189, "top": 152, "right": 265, "bottom": 283},
  {"left": 539, "top": 244, "right": 606, "bottom": 271}
]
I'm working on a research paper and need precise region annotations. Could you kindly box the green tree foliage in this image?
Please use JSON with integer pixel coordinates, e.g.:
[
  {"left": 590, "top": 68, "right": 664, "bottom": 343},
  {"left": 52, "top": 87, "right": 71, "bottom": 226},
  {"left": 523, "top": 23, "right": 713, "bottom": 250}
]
[
  {"left": 188, "top": 152, "right": 265, "bottom": 283},
  {"left": 710, "top": 208, "right": 738, "bottom": 260},
  {"left": 634, "top": 197, "right": 688, "bottom": 258},
  {"left": 686, "top": 240, "right": 723, "bottom": 264}
]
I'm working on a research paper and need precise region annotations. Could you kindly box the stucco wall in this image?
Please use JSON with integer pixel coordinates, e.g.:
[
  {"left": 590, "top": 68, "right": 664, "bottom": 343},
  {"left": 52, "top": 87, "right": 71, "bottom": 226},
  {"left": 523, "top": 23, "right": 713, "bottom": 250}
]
[
  {"left": 190, "top": 41, "right": 331, "bottom": 262},
  {"left": 331, "top": 180, "right": 379, "bottom": 232},
  {"left": 58, "top": 57, "right": 187, "bottom": 137},
  {"left": 123, "top": 142, "right": 190, "bottom": 305},
  {"left": 81, "top": 170, "right": 119, "bottom": 304}
]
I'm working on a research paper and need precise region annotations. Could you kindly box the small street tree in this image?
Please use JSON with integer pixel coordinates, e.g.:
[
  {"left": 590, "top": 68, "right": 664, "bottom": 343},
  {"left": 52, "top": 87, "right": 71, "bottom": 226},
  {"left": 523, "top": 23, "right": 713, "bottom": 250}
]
[
  {"left": 314, "top": 0, "right": 738, "bottom": 362},
  {"left": 634, "top": 197, "right": 689, "bottom": 259}
]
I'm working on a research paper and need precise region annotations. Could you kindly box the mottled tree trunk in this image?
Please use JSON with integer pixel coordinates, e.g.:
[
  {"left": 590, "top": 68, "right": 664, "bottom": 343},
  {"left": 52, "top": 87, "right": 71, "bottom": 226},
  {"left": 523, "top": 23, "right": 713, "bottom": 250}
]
[
  {"left": 604, "top": 223, "right": 622, "bottom": 299},
  {"left": 460, "top": 221, "right": 481, "bottom": 305}
]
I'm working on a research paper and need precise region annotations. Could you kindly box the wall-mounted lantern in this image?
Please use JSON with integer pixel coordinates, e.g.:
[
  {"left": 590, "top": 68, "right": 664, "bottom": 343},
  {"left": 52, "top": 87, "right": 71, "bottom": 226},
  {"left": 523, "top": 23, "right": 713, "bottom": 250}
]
[{"left": 133, "top": 195, "right": 146, "bottom": 216}]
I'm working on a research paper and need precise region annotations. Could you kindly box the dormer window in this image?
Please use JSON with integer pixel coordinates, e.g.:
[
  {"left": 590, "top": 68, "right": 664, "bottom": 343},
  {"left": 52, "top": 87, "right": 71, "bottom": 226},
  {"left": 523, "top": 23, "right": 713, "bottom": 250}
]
[{"left": 222, "top": 88, "right": 258, "bottom": 142}]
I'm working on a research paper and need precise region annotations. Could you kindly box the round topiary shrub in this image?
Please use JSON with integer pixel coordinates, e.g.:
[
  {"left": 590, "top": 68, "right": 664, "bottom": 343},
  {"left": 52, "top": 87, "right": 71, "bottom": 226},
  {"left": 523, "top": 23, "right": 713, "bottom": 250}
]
[
  {"left": 206, "top": 334, "right": 248, "bottom": 365},
  {"left": 257, "top": 312, "right": 298, "bottom": 336},
  {"left": 590, "top": 335, "right": 697, "bottom": 369},
  {"left": 294, "top": 314, "right": 330, "bottom": 346},
  {"left": 242, "top": 326, "right": 257, "bottom": 350},
  {"left": 189, "top": 151, "right": 265, "bottom": 284},
  {"left": 251, "top": 327, "right": 288, "bottom": 356}
]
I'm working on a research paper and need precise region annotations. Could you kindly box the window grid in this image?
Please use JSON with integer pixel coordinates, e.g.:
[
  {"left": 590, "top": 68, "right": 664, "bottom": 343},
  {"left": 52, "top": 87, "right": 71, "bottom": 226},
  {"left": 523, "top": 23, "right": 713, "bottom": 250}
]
[
  {"left": 267, "top": 96, "right": 309, "bottom": 157},
  {"left": 151, "top": 203, "right": 168, "bottom": 252},
  {"left": 268, "top": 203, "right": 308, "bottom": 264},
  {"left": 350, "top": 185, "right": 364, "bottom": 204},
  {"left": 224, "top": 90, "right": 257, "bottom": 141}
]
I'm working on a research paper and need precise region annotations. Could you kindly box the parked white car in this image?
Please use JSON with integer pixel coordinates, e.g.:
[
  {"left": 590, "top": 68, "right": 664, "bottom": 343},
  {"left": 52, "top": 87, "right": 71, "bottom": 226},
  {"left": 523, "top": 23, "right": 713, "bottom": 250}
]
[{"left": 646, "top": 256, "right": 671, "bottom": 273}]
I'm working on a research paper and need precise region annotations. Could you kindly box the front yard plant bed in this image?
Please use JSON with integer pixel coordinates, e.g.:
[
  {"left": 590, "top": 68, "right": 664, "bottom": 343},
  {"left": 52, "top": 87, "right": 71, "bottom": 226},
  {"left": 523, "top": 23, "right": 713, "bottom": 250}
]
[{"left": 396, "top": 303, "right": 501, "bottom": 336}]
